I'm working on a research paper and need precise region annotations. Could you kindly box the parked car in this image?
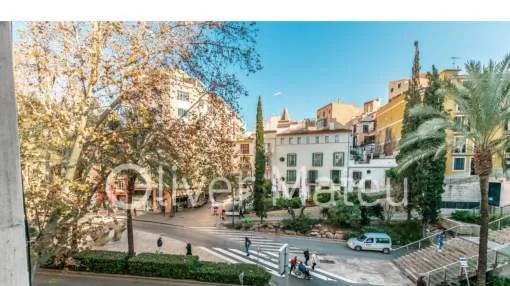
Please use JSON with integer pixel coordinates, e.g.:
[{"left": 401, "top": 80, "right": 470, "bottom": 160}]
[{"left": 347, "top": 232, "right": 392, "bottom": 254}]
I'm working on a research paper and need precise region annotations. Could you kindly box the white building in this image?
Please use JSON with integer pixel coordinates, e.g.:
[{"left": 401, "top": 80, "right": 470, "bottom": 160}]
[{"left": 346, "top": 156, "right": 396, "bottom": 193}]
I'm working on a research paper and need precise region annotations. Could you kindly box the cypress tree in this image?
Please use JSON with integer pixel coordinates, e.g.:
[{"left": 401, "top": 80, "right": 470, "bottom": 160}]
[
  {"left": 416, "top": 65, "right": 446, "bottom": 224},
  {"left": 253, "top": 96, "right": 267, "bottom": 222},
  {"left": 396, "top": 41, "right": 423, "bottom": 220}
]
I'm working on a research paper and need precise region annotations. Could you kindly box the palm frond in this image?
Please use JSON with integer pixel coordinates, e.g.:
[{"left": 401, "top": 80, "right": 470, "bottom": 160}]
[{"left": 394, "top": 146, "right": 443, "bottom": 174}]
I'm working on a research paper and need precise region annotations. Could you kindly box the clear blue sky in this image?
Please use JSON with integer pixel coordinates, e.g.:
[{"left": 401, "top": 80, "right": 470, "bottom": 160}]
[{"left": 238, "top": 22, "right": 510, "bottom": 130}]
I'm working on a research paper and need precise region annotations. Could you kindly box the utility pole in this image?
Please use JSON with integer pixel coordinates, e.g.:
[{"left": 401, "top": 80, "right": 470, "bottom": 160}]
[{"left": 0, "top": 21, "right": 31, "bottom": 286}]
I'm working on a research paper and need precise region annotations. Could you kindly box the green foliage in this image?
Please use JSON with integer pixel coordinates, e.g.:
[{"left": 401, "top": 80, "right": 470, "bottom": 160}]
[
  {"left": 316, "top": 192, "right": 340, "bottom": 204},
  {"left": 490, "top": 276, "right": 510, "bottom": 286},
  {"left": 343, "top": 231, "right": 359, "bottom": 240},
  {"left": 72, "top": 251, "right": 271, "bottom": 285},
  {"left": 385, "top": 220, "right": 422, "bottom": 245},
  {"left": 276, "top": 197, "right": 302, "bottom": 209},
  {"left": 194, "top": 262, "right": 270, "bottom": 286},
  {"left": 253, "top": 96, "right": 266, "bottom": 221},
  {"left": 451, "top": 210, "right": 480, "bottom": 224},
  {"left": 128, "top": 253, "right": 199, "bottom": 279},
  {"left": 281, "top": 216, "right": 321, "bottom": 234},
  {"left": 75, "top": 250, "right": 129, "bottom": 274},
  {"left": 326, "top": 200, "right": 362, "bottom": 228}
]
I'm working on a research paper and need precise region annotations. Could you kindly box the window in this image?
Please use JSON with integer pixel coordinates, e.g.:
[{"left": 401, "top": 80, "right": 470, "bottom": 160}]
[
  {"left": 363, "top": 125, "right": 369, "bottom": 133},
  {"left": 289, "top": 137, "right": 293, "bottom": 144},
  {"left": 315, "top": 136, "right": 320, "bottom": 144},
  {"left": 365, "top": 238, "right": 374, "bottom": 243},
  {"left": 453, "top": 157, "right": 466, "bottom": 171},
  {"left": 177, "top": 90, "right": 190, "bottom": 102},
  {"left": 280, "top": 138, "right": 284, "bottom": 145},
  {"left": 287, "top": 170, "right": 297, "bottom": 183},
  {"left": 323, "top": 111, "right": 326, "bottom": 117},
  {"left": 397, "top": 83, "right": 401, "bottom": 88},
  {"left": 116, "top": 179, "right": 125, "bottom": 190},
  {"left": 240, "top": 144, "right": 250, "bottom": 154},
  {"left": 470, "top": 158, "right": 475, "bottom": 175},
  {"left": 333, "top": 152, "right": 345, "bottom": 167},
  {"left": 306, "top": 136, "right": 310, "bottom": 144},
  {"left": 390, "top": 87, "right": 394, "bottom": 93},
  {"left": 335, "top": 135, "right": 340, "bottom": 143},
  {"left": 265, "top": 143, "right": 271, "bottom": 153},
  {"left": 376, "top": 238, "right": 390, "bottom": 244},
  {"left": 297, "top": 137, "right": 301, "bottom": 144},
  {"left": 308, "top": 170, "right": 318, "bottom": 184},
  {"left": 331, "top": 170, "right": 341, "bottom": 184},
  {"left": 325, "top": 136, "right": 329, "bottom": 143},
  {"left": 364, "top": 180, "right": 372, "bottom": 190},
  {"left": 353, "top": 171, "right": 362, "bottom": 181},
  {"left": 178, "top": 108, "right": 187, "bottom": 117},
  {"left": 454, "top": 115, "right": 465, "bottom": 126},
  {"left": 287, "top": 153, "right": 297, "bottom": 167},
  {"left": 454, "top": 136, "right": 467, "bottom": 154},
  {"left": 455, "top": 104, "right": 462, "bottom": 113},
  {"left": 312, "top": 153, "right": 323, "bottom": 167}
]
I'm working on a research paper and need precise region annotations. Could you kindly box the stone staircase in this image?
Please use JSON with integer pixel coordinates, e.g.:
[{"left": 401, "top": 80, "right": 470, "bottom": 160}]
[
  {"left": 394, "top": 237, "right": 479, "bottom": 282},
  {"left": 489, "top": 227, "right": 510, "bottom": 245}
]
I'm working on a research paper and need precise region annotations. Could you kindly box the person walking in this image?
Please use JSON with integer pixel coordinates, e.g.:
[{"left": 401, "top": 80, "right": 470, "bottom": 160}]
[
  {"left": 311, "top": 251, "right": 318, "bottom": 270},
  {"left": 186, "top": 241, "right": 192, "bottom": 256},
  {"left": 245, "top": 237, "right": 252, "bottom": 256},
  {"left": 221, "top": 209, "right": 226, "bottom": 221},
  {"left": 436, "top": 230, "right": 445, "bottom": 252},
  {"left": 303, "top": 248, "right": 310, "bottom": 265},
  {"left": 156, "top": 235, "right": 163, "bottom": 254},
  {"left": 289, "top": 256, "right": 298, "bottom": 274},
  {"left": 416, "top": 276, "right": 427, "bottom": 286}
]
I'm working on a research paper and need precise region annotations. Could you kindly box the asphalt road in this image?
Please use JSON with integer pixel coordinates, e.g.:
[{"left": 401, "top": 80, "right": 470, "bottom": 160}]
[{"left": 132, "top": 220, "right": 394, "bottom": 286}]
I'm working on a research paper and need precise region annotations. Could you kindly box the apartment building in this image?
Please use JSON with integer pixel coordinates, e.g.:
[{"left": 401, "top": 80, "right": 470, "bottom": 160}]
[
  {"left": 317, "top": 101, "right": 363, "bottom": 126},
  {"left": 351, "top": 99, "right": 381, "bottom": 160}
]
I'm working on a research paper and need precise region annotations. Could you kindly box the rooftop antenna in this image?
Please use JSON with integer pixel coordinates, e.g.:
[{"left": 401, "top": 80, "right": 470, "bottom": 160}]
[{"left": 451, "top": 56, "right": 460, "bottom": 69}]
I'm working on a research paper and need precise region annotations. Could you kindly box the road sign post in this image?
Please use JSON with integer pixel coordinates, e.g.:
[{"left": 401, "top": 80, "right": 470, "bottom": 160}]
[
  {"left": 278, "top": 244, "right": 288, "bottom": 276},
  {"left": 459, "top": 257, "right": 469, "bottom": 286}
]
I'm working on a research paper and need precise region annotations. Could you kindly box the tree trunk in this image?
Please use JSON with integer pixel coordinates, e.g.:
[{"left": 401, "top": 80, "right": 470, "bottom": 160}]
[
  {"left": 476, "top": 149, "right": 492, "bottom": 286},
  {"left": 477, "top": 174, "right": 489, "bottom": 286},
  {"left": 127, "top": 175, "right": 136, "bottom": 257}
]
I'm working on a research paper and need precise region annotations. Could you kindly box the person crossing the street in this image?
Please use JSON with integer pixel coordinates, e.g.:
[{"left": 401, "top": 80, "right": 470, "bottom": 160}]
[{"left": 303, "top": 248, "right": 310, "bottom": 265}]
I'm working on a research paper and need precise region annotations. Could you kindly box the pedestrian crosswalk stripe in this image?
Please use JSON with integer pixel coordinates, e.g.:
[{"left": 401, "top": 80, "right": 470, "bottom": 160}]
[
  {"left": 198, "top": 247, "right": 237, "bottom": 264},
  {"left": 264, "top": 251, "right": 278, "bottom": 258},
  {"left": 213, "top": 248, "right": 255, "bottom": 264},
  {"left": 230, "top": 249, "right": 279, "bottom": 269},
  {"left": 313, "top": 267, "right": 357, "bottom": 283}
]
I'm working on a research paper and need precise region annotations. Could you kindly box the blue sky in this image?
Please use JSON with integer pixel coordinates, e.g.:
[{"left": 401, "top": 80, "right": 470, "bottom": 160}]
[{"left": 237, "top": 22, "right": 510, "bottom": 130}]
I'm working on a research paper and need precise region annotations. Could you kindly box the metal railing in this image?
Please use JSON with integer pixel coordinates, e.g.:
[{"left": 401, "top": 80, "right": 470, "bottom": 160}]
[
  {"left": 423, "top": 248, "right": 510, "bottom": 285},
  {"left": 392, "top": 224, "right": 480, "bottom": 254},
  {"left": 488, "top": 213, "right": 510, "bottom": 231}
]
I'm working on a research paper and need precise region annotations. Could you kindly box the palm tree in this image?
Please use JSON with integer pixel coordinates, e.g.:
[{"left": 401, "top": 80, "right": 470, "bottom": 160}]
[{"left": 396, "top": 55, "right": 510, "bottom": 286}]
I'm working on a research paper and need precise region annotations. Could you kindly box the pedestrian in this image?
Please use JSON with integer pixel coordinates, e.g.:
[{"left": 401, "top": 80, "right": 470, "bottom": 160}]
[
  {"left": 289, "top": 256, "right": 298, "bottom": 274},
  {"left": 239, "top": 208, "right": 244, "bottom": 218},
  {"left": 311, "top": 251, "right": 318, "bottom": 270},
  {"left": 245, "top": 237, "right": 252, "bottom": 256},
  {"left": 156, "top": 235, "right": 163, "bottom": 254},
  {"left": 221, "top": 209, "right": 226, "bottom": 221},
  {"left": 416, "top": 276, "right": 426, "bottom": 286},
  {"left": 436, "top": 230, "right": 445, "bottom": 252},
  {"left": 161, "top": 204, "right": 166, "bottom": 216},
  {"left": 186, "top": 240, "right": 192, "bottom": 256},
  {"left": 304, "top": 248, "right": 310, "bottom": 265},
  {"left": 133, "top": 208, "right": 137, "bottom": 217}
]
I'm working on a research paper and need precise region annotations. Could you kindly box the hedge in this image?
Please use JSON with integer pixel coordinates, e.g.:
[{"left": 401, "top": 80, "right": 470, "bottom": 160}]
[
  {"left": 71, "top": 251, "right": 271, "bottom": 285},
  {"left": 128, "top": 253, "right": 199, "bottom": 279},
  {"left": 75, "top": 250, "right": 128, "bottom": 274},
  {"left": 194, "top": 261, "right": 270, "bottom": 286}
]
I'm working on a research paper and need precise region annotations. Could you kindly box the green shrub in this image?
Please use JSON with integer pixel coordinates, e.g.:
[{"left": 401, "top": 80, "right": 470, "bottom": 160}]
[
  {"left": 194, "top": 261, "right": 270, "bottom": 286},
  {"left": 491, "top": 276, "right": 510, "bottom": 286},
  {"left": 343, "top": 231, "right": 358, "bottom": 240},
  {"left": 276, "top": 197, "right": 302, "bottom": 209},
  {"left": 326, "top": 199, "right": 362, "bottom": 228},
  {"left": 263, "top": 197, "right": 275, "bottom": 210},
  {"left": 281, "top": 216, "right": 320, "bottom": 234},
  {"left": 76, "top": 250, "right": 128, "bottom": 274},
  {"left": 385, "top": 220, "right": 422, "bottom": 245},
  {"left": 316, "top": 192, "right": 340, "bottom": 204},
  {"left": 451, "top": 210, "right": 479, "bottom": 224},
  {"left": 128, "top": 253, "right": 199, "bottom": 279}
]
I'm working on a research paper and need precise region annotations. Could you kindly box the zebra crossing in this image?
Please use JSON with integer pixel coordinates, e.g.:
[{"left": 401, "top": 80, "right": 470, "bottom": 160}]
[{"left": 191, "top": 227, "right": 351, "bottom": 283}]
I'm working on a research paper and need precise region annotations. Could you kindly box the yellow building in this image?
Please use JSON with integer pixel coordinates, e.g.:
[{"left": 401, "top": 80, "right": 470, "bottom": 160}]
[{"left": 375, "top": 93, "right": 406, "bottom": 157}]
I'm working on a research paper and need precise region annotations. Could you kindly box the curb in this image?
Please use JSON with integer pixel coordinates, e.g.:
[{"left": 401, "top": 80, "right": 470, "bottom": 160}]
[{"left": 37, "top": 269, "right": 239, "bottom": 286}]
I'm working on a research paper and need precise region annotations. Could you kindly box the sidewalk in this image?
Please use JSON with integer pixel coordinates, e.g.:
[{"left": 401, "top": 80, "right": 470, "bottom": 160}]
[
  {"left": 96, "top": 228, "right": 227, "bottom": 263},
  {"left": 132, "top": 205, "right": 222, "bottom": 228}
]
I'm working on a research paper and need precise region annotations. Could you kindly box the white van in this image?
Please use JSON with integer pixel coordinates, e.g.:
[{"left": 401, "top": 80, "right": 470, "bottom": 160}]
[{"left": 347, "top": 232, "right": 392, "bottom": 254}]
